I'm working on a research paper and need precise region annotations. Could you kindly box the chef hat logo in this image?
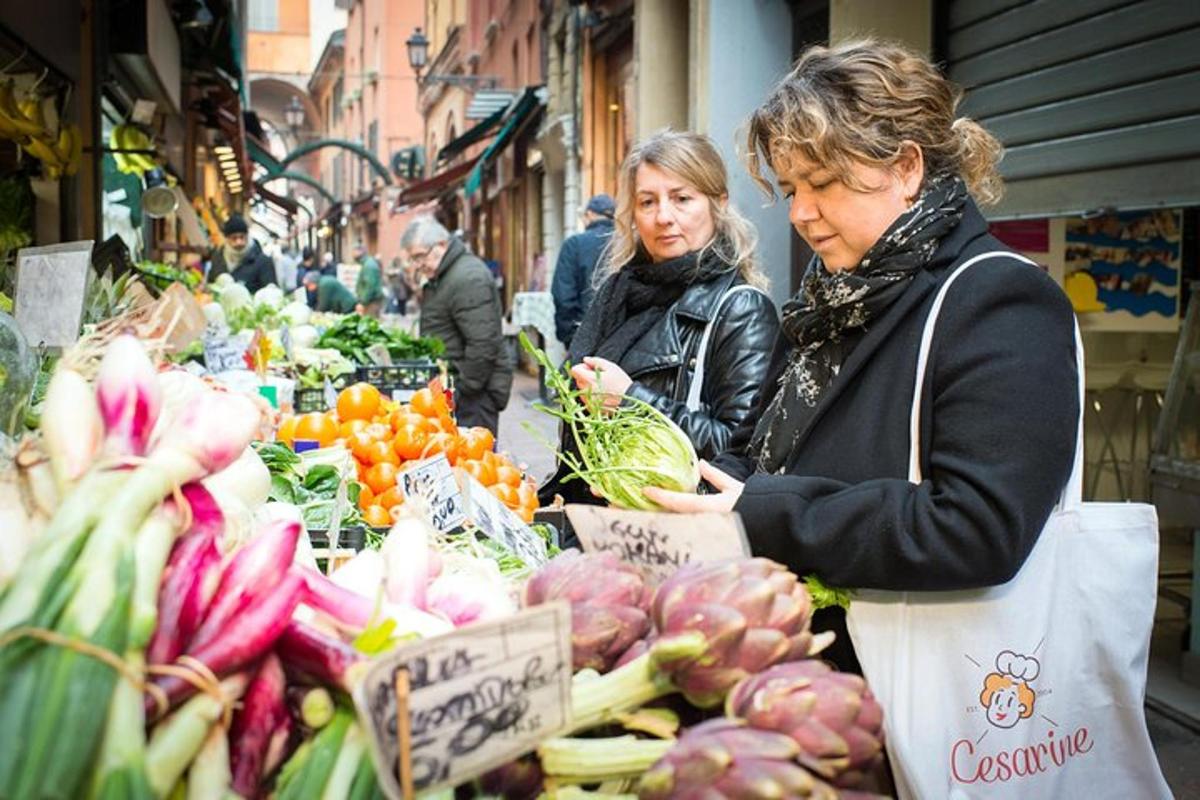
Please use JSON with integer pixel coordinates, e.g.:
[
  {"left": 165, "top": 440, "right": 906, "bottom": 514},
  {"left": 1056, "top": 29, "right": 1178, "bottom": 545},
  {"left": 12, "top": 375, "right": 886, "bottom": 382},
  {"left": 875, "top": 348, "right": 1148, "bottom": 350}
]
[{"left": 994, "top": 650, "right": 1040, "bottom": 682}]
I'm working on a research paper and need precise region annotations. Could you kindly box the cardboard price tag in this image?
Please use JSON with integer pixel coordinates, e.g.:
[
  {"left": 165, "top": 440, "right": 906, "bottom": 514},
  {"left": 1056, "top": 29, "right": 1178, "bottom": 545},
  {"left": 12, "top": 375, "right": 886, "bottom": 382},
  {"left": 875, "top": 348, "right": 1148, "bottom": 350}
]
[
  {"left": 202, "top": 335, "right": 246, "bottom": 373},
  {"left": 397, "top": 453, "right": 466, "bottom": 532},
  {"left": 355, "top": 602, "right": 573, "bottom": 797},
  {"left": 458, "top": 472, "right": 548, "bottom": 567},
  {"left": 565, "top": 505, "right": 751, "bottom": 582},
  {"left": 13, "top": 241, "right": 93, "bottom": 349}
]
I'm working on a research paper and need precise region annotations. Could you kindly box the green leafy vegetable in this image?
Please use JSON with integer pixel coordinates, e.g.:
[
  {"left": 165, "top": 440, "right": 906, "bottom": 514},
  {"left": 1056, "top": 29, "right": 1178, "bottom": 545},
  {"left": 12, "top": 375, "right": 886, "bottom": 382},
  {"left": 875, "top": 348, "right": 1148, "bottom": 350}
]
[
  {"left": 315, "top": 314, "right": 444, "bottom": 364},
  {"left": 804, "top": 574, "right": 853, "bottom": 610}
]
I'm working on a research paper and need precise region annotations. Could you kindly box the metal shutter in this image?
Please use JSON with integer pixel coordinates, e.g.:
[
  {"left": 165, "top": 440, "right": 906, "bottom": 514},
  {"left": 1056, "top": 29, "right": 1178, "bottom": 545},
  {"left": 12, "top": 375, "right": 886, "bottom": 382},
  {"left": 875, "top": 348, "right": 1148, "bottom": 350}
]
[{"left": 943, "top": 0, "right": 1200, "bottom": 217}]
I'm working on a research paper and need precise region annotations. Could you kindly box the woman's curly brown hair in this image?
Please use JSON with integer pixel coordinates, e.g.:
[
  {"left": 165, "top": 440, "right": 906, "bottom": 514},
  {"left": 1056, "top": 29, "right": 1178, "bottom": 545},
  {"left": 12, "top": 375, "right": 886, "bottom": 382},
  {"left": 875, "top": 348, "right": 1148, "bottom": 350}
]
[{"left": 744, "top": 39, "right": 1004, "bottom": 205}]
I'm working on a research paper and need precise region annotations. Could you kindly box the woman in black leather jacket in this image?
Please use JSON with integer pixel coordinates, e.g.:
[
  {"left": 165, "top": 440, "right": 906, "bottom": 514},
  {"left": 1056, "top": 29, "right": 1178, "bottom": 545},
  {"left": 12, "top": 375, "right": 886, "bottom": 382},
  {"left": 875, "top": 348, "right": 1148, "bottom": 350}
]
[{"left": 540, "top": 129, "right": 780, "bottom": 506}]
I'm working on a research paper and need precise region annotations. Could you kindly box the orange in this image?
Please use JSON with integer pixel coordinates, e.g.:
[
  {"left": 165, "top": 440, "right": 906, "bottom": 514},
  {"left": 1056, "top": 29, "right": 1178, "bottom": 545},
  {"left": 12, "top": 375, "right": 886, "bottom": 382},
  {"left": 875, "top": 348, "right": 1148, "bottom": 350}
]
[
  {"left": 337, "top": 383, "right": 382, "bottom": 422},
  {"left": 516, "top": 481, "right": 538, "bottom": 509},
  {"left": 357, "top": 484, "right": 376, "bottom": 511},
  {"left": 294, "top": 412, "right": 339, "bottom": 448},
  {"left": 489, "top": 482, "right": 521, "bottom": 508},
  {"left": 459, "top": 428, "right": 491, "bottom": 462},
  {"left": 420, "top": 431, "right": 458, "bottom": 462},
  {"left": 338, "top": 418, "right": 369, "bottom": 438},
  {"left": 365, "top": 440, "right": 400, "bottom": 466},
  {"left": 468, "top": 426, "right": 495, "bottom": 454},
  {"left": 392, "top": 424, "right": 429, "bottom": 461},
  {"left": 276, "top": 415, "right": 298, "bottom": 446},
  {"left": 363, "top": 462, "right": 399, "bottom": 495},
  {"left": 391, "top": 410, "right": 435, "bottom": 434},
  {"left": 364, "top": 422, "right": 392, "bottom": 442},
  {"left": 362, "top": 504, "right": 392, "bottom": 528},
  {"left": 462, "top": 458, "right": 497, "bottom": 487},
  {"left": 495, "top": 464, "right": 522, "bottom": 488},
  {"left": 346, "top": 431, "right": 376, "bottom": 463},
  {"left": 376, "top": 486, "right": 405, "bottom": 510},
  {"left": 409, "top": 387, "right": 437, "bottom": 418},
  {"left": 515, "top": 505, "right": 535, "bottom": 523}
]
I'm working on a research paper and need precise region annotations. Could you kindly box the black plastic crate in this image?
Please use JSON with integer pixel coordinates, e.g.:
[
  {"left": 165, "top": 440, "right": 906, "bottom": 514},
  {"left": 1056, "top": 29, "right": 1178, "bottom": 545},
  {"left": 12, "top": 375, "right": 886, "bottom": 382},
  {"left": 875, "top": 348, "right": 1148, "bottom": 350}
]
[
  {"left": 307, "top": 526, "right": 369, "bottom": 551},
  {"left": 293, "top": 373, "right": 353, "bottom": 413},
  {"left": 356, "top": 359, "right": 440, "bottom": 403}
]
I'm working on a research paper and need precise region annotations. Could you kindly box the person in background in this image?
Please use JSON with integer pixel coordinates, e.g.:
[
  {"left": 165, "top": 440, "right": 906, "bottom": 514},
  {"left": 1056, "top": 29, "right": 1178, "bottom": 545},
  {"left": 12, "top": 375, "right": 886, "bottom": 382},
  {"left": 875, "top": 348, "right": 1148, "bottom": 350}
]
[
  {"left": 300, "top": 246, "right": 316, "bottom": 277},
  {"left": 400, "top": 217, "right": 513, "bottom": 435},
  {"left": 353, "top": 242, "right": 384, "bottom": 316},
  {"left": 275, "top": 244, "right": 301, "bottom": 293},
  {"left": 320, "top": 251, "right": 337, "bottom": 277},
  {"left": 305, "top": 271, "right": 358, "bottom": 313},
  {"left": 646, "top": 40, "right": 1078, "bottom": 674},
  {"left": 538, "top": 130, "right": 780, "bottom": 507},
  {"left": 385, "top": 256, "right": 412, "bottom": 315},
  {"left": 301, "top": 268, "right": 321, "bottom": 308},
  {"left": 551, "top": 193, "right": 615, "bottom": 347},
  {"left": 208, "top": 214, "right": 276, "bottom": 293}
]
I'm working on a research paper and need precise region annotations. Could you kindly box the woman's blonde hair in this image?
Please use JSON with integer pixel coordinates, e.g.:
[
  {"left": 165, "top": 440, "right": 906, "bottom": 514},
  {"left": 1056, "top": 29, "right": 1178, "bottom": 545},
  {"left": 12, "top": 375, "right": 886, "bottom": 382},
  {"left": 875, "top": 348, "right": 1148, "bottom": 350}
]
[
  {"left": 744, "top": 39, "right": 1004, "bottom": 205},
  {"left": 604, "top": 129, "right": 767, "bottom": 290}
]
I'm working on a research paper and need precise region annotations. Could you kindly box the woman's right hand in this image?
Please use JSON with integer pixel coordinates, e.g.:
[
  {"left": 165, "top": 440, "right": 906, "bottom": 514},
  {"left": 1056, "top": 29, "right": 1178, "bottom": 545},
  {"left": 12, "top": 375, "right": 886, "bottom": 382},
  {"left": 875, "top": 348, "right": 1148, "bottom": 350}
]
[{"left": 570, "top": 357, "right": 633, "bottom": 409}]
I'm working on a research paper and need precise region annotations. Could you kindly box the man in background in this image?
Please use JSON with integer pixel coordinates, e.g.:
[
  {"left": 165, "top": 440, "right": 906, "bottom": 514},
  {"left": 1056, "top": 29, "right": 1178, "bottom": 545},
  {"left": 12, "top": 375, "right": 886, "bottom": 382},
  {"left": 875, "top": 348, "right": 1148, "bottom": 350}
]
[
  {"left": 353, "top": 242, "right": 383, "bottom": 316},
  {"left": 551, "top": 193, "right": 614, "bottom": 347},
  {"left": 400, "top": 217, "right": 512, "bottom": 435},
  {"left": 208, "top": 214, "right": 276, "bottom": 293}
]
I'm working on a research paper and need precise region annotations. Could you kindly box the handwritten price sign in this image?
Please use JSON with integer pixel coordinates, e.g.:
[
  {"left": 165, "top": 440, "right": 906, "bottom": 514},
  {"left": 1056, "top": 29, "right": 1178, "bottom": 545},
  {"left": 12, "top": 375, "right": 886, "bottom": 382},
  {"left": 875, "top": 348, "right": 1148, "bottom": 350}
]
[
  {"left": 398, "top": 454, "right": 466, "bottom": 532},
  {"left": 355, "top": 603, "right": 573, "bottom": 797},
  {"left": 565, "top": 505, "right": 751, "bottom": 582},
  {"left": 458, "top": 472, "right": 548, "bottom": 567}
]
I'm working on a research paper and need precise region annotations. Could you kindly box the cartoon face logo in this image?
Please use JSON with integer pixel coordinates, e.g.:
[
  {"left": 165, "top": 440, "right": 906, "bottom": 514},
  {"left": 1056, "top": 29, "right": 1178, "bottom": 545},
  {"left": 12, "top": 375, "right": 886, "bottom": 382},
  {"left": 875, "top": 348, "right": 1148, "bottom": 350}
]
[{"left": 979, "top": 650, "right": 1039, "bottom": 729}]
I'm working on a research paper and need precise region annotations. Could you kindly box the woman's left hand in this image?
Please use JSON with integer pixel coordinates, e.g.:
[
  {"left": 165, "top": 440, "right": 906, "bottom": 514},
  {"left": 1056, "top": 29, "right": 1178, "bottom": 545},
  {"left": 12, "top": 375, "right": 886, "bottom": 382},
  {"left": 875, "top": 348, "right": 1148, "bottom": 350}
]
[
  {"left": 570, "top": 357, "right": 633, "bottom": 408},
  {"left": 643, "top": 460, "right": 744, "bottom": 512}
]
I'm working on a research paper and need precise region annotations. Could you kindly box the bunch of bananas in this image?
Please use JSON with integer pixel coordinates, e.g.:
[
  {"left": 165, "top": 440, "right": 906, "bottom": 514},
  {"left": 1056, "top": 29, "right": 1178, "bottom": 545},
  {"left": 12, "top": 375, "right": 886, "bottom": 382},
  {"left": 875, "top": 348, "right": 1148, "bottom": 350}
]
[
  {"left": 0, "top": 80, "right": 82, "bottom": 179},
  {"left": 109, "top": 123, "right": 158, "bottom": 176}
]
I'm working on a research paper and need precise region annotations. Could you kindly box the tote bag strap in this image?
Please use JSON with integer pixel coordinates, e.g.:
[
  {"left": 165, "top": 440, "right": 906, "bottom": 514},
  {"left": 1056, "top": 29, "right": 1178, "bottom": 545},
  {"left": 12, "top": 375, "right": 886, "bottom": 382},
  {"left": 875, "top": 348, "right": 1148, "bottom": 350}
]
[
  {"left": 907, "top": 251, "right": 1086, "bottom": 510},
  {"left": 685, "top": 284, "right": 763, "bottom": 412}
]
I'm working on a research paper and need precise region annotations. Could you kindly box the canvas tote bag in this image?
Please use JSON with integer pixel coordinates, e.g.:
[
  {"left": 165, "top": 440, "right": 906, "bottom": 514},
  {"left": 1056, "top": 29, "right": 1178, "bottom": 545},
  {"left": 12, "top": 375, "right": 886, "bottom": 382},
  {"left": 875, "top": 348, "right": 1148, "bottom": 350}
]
[{"left": 845, "top": 252, "right": 1171, "bottom": 799}]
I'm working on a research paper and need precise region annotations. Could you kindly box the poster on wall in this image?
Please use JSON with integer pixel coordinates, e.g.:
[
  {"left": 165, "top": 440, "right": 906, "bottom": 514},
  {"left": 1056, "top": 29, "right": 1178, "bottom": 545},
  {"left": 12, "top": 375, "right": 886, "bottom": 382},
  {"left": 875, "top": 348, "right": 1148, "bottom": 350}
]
[{"left": 1063, "top": 210, "right": 1182, "bottom": 332}]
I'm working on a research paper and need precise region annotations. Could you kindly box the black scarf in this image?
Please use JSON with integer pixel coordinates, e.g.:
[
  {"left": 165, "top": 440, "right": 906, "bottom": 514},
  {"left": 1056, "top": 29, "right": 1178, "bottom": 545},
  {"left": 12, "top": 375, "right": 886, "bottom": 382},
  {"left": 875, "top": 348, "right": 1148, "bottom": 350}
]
[
  {"left": 751, "top": 175, "right": 969, "bottom": 473},
  {"left": 568, "top": 241, "right": 736, "bottom": 365}
]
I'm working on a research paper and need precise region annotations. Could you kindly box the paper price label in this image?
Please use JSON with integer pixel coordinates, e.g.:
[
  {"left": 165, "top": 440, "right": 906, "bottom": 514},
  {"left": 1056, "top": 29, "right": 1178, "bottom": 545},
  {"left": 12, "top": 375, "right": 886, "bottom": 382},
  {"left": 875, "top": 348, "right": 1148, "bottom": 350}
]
[
  {"left": 14, "top": 241, "right": 93, "bottom": 349},
  {"left": 458, "top": 472, "right": 548, "bottom": 567},
  {"left": 398, "top": 453, "right": 466, "bottom": 532},
  {"left": 565, "top": 505, "right": 751, "bottom": 582},
  {"left": 202, "top": 335, "right": 246, "bottom": 373},
  {"left": 356, "top": 602, "right": 573, "bottom": 797}
]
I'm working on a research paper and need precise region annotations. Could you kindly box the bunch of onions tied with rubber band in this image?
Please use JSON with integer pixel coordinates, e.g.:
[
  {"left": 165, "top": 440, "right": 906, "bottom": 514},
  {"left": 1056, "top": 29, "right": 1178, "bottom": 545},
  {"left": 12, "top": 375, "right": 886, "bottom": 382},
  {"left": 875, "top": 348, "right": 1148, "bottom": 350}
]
[
  {"left": 0, "top": 334, "right": 264, "bottom": 800},
  {"left": 520, "top": 332, "right": 700, "bottom": 510}
]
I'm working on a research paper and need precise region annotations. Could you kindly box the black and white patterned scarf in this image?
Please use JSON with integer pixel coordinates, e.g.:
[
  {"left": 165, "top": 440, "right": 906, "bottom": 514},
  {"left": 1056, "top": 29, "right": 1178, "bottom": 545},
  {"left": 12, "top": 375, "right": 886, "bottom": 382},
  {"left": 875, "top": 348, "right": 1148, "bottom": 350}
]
[{"left": 751, "top": 175, "right": 969, "bottom": 473}]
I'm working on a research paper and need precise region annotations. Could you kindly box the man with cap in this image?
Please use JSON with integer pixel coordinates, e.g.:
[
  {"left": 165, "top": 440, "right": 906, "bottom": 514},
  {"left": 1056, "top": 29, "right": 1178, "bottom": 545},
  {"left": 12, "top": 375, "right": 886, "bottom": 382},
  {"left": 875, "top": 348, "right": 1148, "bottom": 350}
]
[
  {"left": 351, "top": 242, "right": 384, "bottom": 316},
  {"left": 208, "top": 214, "right": 277, "bottom": 294},
  {"left": 551, "top": 194, "right": 615, "bottom": 347}
]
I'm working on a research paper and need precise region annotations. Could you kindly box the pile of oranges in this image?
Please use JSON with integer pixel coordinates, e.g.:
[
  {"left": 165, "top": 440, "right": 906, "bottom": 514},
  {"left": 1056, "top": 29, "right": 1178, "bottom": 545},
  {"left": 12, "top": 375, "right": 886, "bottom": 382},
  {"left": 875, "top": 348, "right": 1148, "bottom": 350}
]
[{"left": 277, "top": 381, "right": 540, "bottom": 527}]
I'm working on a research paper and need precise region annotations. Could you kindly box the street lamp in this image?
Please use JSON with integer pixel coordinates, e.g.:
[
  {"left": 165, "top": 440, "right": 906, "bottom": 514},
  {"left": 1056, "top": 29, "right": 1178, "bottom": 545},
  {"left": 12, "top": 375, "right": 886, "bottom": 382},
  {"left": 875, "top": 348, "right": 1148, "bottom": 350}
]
[
  {"left": 405, "top": 28, "right": 429, "bottom": 79},
  {"left": 284, "top": 96, "right": 305, "bottom": 132},
  {"left": 405, "top": 26, "right": 497, "bottom": 88}
]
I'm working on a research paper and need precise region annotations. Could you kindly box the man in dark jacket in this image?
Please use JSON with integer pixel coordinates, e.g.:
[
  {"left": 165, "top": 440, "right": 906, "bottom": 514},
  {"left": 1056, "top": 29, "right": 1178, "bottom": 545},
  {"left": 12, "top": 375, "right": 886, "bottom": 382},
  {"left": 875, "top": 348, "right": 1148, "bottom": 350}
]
[
  {"left": 550, "top": 194, "right": 614, "bottom": 346},
  {"left": 208, "top": 214, "right": 277, "bottom": 294},
  {"left": 401, "top": 217, "right": 513, "bottom": 435}
]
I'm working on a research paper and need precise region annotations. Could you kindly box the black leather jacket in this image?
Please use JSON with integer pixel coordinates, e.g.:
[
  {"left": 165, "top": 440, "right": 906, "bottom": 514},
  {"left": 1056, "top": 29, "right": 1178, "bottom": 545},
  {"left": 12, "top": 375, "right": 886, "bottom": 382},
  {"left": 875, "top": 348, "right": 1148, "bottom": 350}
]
[{"left": 541, "top": 268, "right": 779, "bottom": 505}]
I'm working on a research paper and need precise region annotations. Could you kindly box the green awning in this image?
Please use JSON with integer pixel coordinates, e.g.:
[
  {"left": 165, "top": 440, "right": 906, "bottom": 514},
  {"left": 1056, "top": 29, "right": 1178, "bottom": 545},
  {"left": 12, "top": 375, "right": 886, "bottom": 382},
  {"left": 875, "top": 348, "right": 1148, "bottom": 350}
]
[
  {"left": 437, "top": 104, "right": 507, "bottom": 165},
  {"left": 246, "top": 138, "right": 284, "bottom": 176},
  {"left": 464, "top": 88, "right": 543, "bottom": 196}
]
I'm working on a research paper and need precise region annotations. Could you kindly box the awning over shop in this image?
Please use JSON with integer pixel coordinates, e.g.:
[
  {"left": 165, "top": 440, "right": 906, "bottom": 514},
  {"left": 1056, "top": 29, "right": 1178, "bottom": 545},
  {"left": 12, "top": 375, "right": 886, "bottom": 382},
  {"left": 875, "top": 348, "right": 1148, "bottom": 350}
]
[
  {"left": 246, "top": 137, "right": 284, "bottom": 175},
  {"left": 394, "top": 157, "right": 480, "bottom": 208},
  {"left": 256, "top": 183, "right": 298, "bottom": 217},
  {"left": 464, "top": 87, "right": 545, "bottom": 197},
  {"left": 437, "top": 104, "right": 507, "bottom": 165}
]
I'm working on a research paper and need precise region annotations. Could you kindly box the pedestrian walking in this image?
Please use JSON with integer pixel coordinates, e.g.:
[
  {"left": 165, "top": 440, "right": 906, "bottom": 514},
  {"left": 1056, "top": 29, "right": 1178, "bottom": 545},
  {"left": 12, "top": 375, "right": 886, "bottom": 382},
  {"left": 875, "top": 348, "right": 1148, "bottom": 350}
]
[
  {"left": 551, "top": 193, "right": 615, "bottom": 347},
  {"left": 401, "top": 218, "right": 513, "bottom": 435}
]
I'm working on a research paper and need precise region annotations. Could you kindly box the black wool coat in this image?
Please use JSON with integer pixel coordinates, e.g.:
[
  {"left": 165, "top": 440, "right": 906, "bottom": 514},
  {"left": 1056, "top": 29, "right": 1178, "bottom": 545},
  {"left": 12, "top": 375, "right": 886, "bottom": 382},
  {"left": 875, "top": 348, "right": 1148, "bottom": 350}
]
[{"left": 714, "top": 202, "right": 1079, "bottom": 595}]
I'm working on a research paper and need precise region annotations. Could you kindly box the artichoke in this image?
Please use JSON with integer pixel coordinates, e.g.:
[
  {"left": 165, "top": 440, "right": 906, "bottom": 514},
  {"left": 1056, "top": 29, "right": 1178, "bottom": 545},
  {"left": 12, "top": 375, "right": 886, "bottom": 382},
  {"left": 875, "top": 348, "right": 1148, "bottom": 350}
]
[
  {"left": 477, "top": 755, "right": 544, "bottom": 800},
  {"left": 727, "top": 660, "right": 884, "bottom": 788},
  {"left": 649, "top": 558, "right": 830, "bottom": 708},
  {"left": 524, "top": 550, "right": 654, "bottom": 672},
  {"left": 637, "top": 719, "right": 838, "bottom": 800}
]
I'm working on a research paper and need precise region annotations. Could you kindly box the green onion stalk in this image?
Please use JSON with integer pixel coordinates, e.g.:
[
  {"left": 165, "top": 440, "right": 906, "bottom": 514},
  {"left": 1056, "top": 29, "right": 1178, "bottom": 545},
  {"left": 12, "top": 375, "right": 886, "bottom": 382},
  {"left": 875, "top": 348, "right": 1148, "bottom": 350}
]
[{"left": 520, "top": 333, "right": 699, "bottom": 510}]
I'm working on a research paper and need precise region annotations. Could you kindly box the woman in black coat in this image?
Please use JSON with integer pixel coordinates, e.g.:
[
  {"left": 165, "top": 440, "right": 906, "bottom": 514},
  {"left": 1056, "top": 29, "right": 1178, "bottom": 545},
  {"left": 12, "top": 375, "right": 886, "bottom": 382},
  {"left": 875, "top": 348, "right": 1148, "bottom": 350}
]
[
  {"left": 647, "top": 40, "right": 1078, "bottom": 671},
  {"left": 540, "top": 130, "right": 780, "bottom": 507}
]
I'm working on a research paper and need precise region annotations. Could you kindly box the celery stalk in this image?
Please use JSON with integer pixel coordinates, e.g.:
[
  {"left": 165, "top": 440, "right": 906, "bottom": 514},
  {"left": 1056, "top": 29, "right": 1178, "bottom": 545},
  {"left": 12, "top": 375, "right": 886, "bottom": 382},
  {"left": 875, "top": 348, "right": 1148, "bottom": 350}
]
[
  {"left": 538, "top": 736, "right": 674, "bottom": 783},
  {"left": 321, "top": 722, "right": 367, "bottom": 800}
]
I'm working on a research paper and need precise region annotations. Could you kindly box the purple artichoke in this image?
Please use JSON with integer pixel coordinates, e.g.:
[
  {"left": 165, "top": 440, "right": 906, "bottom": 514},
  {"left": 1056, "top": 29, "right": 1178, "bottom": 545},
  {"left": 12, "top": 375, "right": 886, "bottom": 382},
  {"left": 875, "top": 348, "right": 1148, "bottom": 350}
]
[
  {"left": 524, "top": 550, "right": 654, "bottom": 672},
  {"left": 649, "top": 558, "right": 830, "bottom": 708},
  {"left": 727, "top": 660, "right": 885, "bottom": 787},
  {"left": 477, "top": 755, "right": 544, "bottom": 800},
  {"left": 637, "top": 719, "right": 838, "bottom": 800}
]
